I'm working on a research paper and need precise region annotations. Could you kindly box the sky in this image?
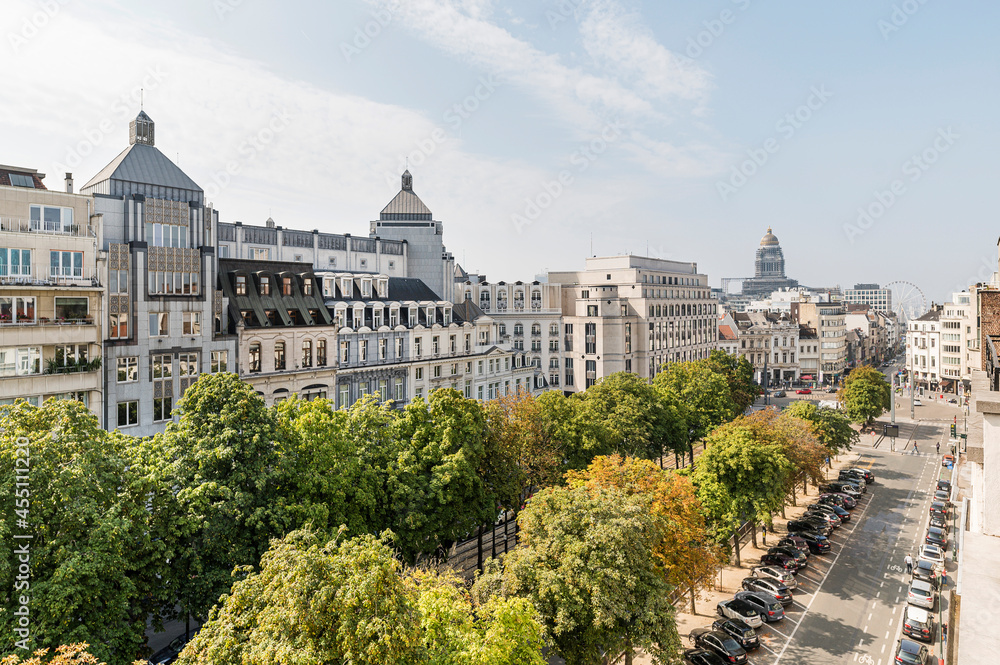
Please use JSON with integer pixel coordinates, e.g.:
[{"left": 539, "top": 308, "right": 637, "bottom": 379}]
[{"left": 2, "top": 0, "right": 998, "bottom": 306}]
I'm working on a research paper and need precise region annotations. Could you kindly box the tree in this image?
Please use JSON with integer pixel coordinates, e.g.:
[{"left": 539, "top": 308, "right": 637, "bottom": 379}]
[
  {"left": 177, "top": 530, "right": 546, "bottom": 665},
  {"left": 578, "top": 372, "right": 684, "bottom": 463},
  {"left": 387, "top": 389, "right": 494, "bottom": 563},
  {"left": 654, "top": 361, "right": 736, "bottom": 464},
  {"left": 0, "top": 643, "right": 143, "bottom": 665},
  {"left": 839, "top": 366, "right": 891, "bottom": 425},
  {"left": 784, "top": 401, "right": 857, "bottom": 459},
  {"left": 691, "top": 417, "right": 794, "bottom": 562},
  {"left": 566, "top": 456, "right": 725, "bottom": 615},
  {"left": 534, "top": 391, "right": 610, "bottom": 474},
  {"left": 503, "top": 485, "right": 681, "bottom": 665},
  {"left": 0, "top": 400, "right": 156, "bottom": 664},
  {"left": 137, "top": 373, "right": 289, "bottom": 624},
  {"left": 706, "top": 350, "right": 759, "bottom": 414},
  {"left": 176, "top": 530, "right": 424, "bottom": 665}
]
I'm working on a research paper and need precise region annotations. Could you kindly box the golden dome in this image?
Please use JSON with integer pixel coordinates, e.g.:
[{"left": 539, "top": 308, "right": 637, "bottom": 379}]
[{"left": 760, "top": 227, "right": 779, "bottom": 247}]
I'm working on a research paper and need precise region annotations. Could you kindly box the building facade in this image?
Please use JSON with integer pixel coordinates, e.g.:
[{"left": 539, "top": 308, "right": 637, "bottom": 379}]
[
  {"left": 740, "top": 228, "right": 799, "bottom": 298},
  {"left": 727, "top": 311, "right": 800, "bottom": 385},
  {"left": 791, "top": 300, "right": 846, "bottom": 385},
  {"left": 0, "top": 165, "right": 104, "bottom": 417},
  {"left": 844, "top": 283, "right": 892, "bottom": 313},
  {"left": 82, "top": 112, "right": 234, "bottom": 436},
  {"left": 453, "top": 277, "right": 561, "bottom": 389},
  {"left": 907, "top": 307, "right": 942, "bottom": 392},
  {"left": 547, "top": 255, "right": 718, "bottom": 391}
]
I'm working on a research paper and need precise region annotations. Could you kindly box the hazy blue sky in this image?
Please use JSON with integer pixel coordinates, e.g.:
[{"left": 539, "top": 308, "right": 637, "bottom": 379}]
[{"left": 3, "top": 0, "right": 997, "bottom": 303}]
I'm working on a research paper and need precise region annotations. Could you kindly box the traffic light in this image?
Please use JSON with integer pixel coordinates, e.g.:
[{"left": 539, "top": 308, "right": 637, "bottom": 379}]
[{"left": 951, "top": 424, "right": 957, "bottom": 438}]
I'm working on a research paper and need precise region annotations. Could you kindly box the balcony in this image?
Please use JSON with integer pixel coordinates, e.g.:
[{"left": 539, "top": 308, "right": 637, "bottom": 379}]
[
  {"left": 0, "top": 217, "right": 96, "bottom": 238},
  {"left": 0, "top": 319, "right": 98, "bottom": 345}
]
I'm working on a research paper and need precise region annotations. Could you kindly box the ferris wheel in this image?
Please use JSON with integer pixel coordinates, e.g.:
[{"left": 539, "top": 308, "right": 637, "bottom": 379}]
[{"left": 886, "top": 281, "right": 927, "bottom": 324}]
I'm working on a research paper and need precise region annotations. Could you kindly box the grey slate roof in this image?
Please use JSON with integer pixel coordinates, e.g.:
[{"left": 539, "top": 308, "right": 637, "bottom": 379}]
[
  {"left": 452, "top": 299, "right": 485, "bottom": 324},
  {"left": 387, "top": 277, "right": 441, "bottom": 301},
  {"left": 380, "top": 189, "right": 432, "bottom": 218},
  {"left": 82, "top": 143, "right": 202, "bottom": 192}
]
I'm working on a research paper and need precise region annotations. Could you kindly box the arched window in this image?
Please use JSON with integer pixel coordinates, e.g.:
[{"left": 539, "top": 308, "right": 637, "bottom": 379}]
[{"left": 302, "top": 339, "right": 313, "bottom": 368}]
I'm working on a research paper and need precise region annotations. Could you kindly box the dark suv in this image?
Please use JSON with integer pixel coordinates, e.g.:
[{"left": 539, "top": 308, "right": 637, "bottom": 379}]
[
  {"left": 740, "top": 577, "right": 793, "bottom": 606},
  {"left": 787, "top": 518, "right": 831, "bottom": 537},
  {"left": 794, "top": 531, "right": 832, "bottom": 553},
  {"left": 689, "top": 628, "right": 748, "bottom": 664},
  {"left": 711, "top": 618, "right": 760, "bottom": 651}
]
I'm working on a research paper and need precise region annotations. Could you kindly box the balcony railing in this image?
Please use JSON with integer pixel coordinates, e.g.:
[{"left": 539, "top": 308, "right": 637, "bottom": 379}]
[
  {"left": 0, "top": 217, "right": 96, "bottom": 238},
  {"left": 0, "top": 317, "right": 94, "bottom": 327}
]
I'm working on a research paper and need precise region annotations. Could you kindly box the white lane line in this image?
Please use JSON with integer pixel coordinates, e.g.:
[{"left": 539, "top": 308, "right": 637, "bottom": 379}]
[
  {"left": 758, "top": 643, "right": 777, "bottom": 655},
  {"left": 864, "top": 624, "right": 869, "bottom": 632},
  {"left": 886, "top": 630, "right": 890, "bottom": 638},
  {"left": 770, "top": 489, "right": 873, "bottom": 665},
  {"left": 868, "top": 612, "right": 873, "bottom": 621},
  {"left": 765, "top": 624, "right": 792, "bottom": 639},
  {"left": 881, "top": 644, "right": 886, "bottom": 653}
]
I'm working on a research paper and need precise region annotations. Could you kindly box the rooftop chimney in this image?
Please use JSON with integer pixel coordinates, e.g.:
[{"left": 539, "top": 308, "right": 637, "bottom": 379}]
[{"left": 65, "top": 173, "right": 73, "bottom": 193}]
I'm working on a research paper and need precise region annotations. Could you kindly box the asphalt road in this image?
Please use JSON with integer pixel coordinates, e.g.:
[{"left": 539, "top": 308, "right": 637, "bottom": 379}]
[{"left": 747, "top": 421, "right": 949, "bottom": 665}]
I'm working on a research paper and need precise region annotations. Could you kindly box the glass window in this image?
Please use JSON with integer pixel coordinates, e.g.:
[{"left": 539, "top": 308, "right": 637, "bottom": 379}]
[
  {"left": 274, "top": 341, "right": 286, "bottom": 370},
  {"left": 260, "top": 276, "right": 271, "bottom": 295},
  {"left": 55, "top": 297, "right": 88, "bottom": 320},
  {"left": 110, "top": 313, "right": 129, "bottom": 339},
  {"left": 302, "top": 340, "right": 313, "bottom": 367},
  {"left": 182, "top": 312, "right": 201, "bottom": 336},
  {"left": 303, "top": 279, "right": 313, "bottom": 296},
  {"left": 117, "top": 356, "right": 138, "bottom": 383},
  {"left": 282, "top": 277, "right": 292, "bottom": 295},
  {"left": 248, "top": 343, "right": 261, "bottom": 372},
  {"left": 317, "top": 339, "right": 327, "bottom": 366},
  {"left": 117, "top": 401, "right": 139, "bottom": 427},
  {"left": 211, "top": 350, "right": 228, "bottom": 373},
  {"left": 235, "top": 275, "right": 247, "bottom": 295},
  {"left": 149, "top": 312, "right": 169, "bottom": 336}
]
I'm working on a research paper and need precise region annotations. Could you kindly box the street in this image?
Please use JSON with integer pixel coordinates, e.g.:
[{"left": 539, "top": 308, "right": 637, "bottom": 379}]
[{"left": 750, "top": 420, "right": 952, "bottom": 665}]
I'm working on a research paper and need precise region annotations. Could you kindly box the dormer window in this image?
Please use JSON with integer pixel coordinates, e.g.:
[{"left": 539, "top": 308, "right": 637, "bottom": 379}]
[
  {"left": 9, "top": 174, "right": 34, "bottom": 188},
  {"left": 235, "top": 275, "right": 247, "bottom": 295},
  {"left": 361, "top": 278, "right": 372, "bottom": 298},
  {"left": 426, "top": 306, "right": 435, "bottom": 324},
  {"left": 281, "top": 277, "right": 293, "bottom": 296},
  {"left": 259, "top": 275, "right": 271, "bottom": 295},
  {"left": 340, "top": 277, "right": 353, "bottom": 299},
  {"left": 303, "top": 278, "right": 313, "bottom": 296}
]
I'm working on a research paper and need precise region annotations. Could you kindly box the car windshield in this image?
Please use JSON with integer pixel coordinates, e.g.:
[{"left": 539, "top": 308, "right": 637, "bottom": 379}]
[
  {"left": 767, "top": 602, "right": 781, "bottom": 611},
  {"left": 911, "top": 587, "right": 931, "bottom": 597},
  {"left": 742, "top": 629, "right": 755, "bottom": 639},
  {"left": 720, "top": 637, "right": 741, "bottom": 651}
]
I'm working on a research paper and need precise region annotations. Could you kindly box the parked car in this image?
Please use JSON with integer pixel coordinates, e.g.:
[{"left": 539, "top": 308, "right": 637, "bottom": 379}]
[
  {"left": 775, "top": 534, "right": 809, "bottom": 554},
  {"left": 933, "top": 490, "right": 952, "bottom": 505},
  {"left": 852, "top": 468, "right": 875, "bottom": 483},
  {"left": 683, "top": 648, "right": 729, "bottom": 665},
  {"left": 929, "top": 513, "right": 949, "bottom": 532},
  {"left": 824, "top": 481, "right": 862, "bottom": 497},
  {"left": 740, "top": 577, "right": 793, "bottom": 606},
  {"left": 911, "top": 559, "right": 940, "bottom": 588},
  {"left": 827, "top": 386, "right": 838, "bottom": 393},
  {"left": 794, "top": 531, "right": 832, "bottom": 554},
  {"left": 918, "top": 544, "right": 945, "bottom": 570},
  {"left": 767, "top": 546, "right": 808, "bottom": 568},
  {"left": 689, "top": 628, "right": 748, "bottom": 664},
  {"left": 907, "top": 579, "right": 936, "bottom": 610},
  {"left": 936, "top": 479, "right": 952, "bottom": 493},
  {"left": 924, "top": 526, "right": 948, "bottom": 550},
  {"left": 901, "top": 606, "right": 935, "bottom": 643},
  {"left": 894, "top": 637, "right": 932, "bottom": 664},
  {"left": 759, "top": 551, "right": 799, "bottom": 572},
  {"left": 716, "top": 598, "right": 764, "bottom": 628},
  {"left": 818, "top": 493, "right": 854, "bottom": 510},
  {"left": 913, "top": 399, "right": 923, "bottom": 406},
  {"left": 837, "top": 471, "right": 868, "bottom": 491},
  {"left": 796, "top": 388, "right": 812, "bottom": 394},
  {"left": 942, "top": 454, "right": 955, "bottom": 467},
  {"left": 772, "top": 390, "right": 786, "bottom": 398},
  {"left": 712, "top": 617, "right": 760, "bottom": 651},
  {"left": 786, "top": 518, "right": 831, "bottom": 537},
  {"left": 751, "top": 565, "right": 797, "bottom": 589},
  {"left": 929, "top": 501, "right": 949, "bottom": 517},
  {"left": 804, "top": 509, "right": 841, "bottom": 528},
  {"left": 734, "top": 591, "right": 785, "bottom": 622},
  {"left": 148, "top": 631, "right": 199, "bottom": 665},
  {"left": 809, "top": 502, "right": 850, "bottom": 522}
]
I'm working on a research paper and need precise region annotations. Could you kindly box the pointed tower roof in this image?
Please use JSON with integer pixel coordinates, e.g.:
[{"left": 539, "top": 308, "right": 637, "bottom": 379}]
[
  {"left": 82, "top": 110, "right": 201, "bottom": 194},
  {"left": 380, "top": 170, "right": 432, "bottom": 220}
]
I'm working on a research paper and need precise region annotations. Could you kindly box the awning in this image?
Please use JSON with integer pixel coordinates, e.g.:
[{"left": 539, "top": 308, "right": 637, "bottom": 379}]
[{"left": 801, "top": 375, "right": 814, "bottom": 380}]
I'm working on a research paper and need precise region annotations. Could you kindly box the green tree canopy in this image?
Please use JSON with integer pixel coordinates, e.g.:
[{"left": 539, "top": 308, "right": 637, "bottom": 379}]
[
  {"left": 653, "top": 360, "right": 737, "bottom": 463},
  {"left": 706, "top": 350, "right": 759, "bottom": 414},
  {"left": 502, "top": 484, "right": 681, "bottom": 665},
  {"left": 177, "top": 530, "right": 545, "bottom": 665},
  {"left": 578, "top": 372, "right": 684, "bottom": 462},
  {"left": 0, "top": 401, "right": 154, "bottom": 664},
  {"left": 387, "top": 389, "right": 494, "bottom": 563},
  {"left": 839, "top": 366, "right": 891, "bottom": 424},
  {"left": 534, "top": 391, "right": 610, "bottom": 474},
  {"left": 784, "top": 401, "right": 858, "bottom": 458}
]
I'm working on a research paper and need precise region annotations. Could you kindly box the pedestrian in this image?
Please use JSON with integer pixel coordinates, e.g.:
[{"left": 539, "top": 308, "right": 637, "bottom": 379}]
[
  {"left": 942, "top": 622, "right": 948, "bottom": 643},
  {"left": 904, "top": 554, "right": 913, "bottom": 574},
  {"left": 762, "top": 525, "right": 767, "bottom": 546},
  {"left": 913, "top": 442, "right": 918, "bottom": 455},
  {"left": 936, "top": 442, "right": 940, "bottom": 454}
]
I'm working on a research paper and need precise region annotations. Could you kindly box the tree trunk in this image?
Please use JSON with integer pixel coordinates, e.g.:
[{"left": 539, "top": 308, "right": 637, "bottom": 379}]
[
  {"left": 690, "top": 587, "right": 697, "bottom": 615},
  {"left": 751, "top": 520, "right": 758, "bottom": 549},
  {"left": 624, "top": 641, "right": 634, "bottom": 665},
  {"left": 504, "top": 515, "right": 509, "bottom": 554},
  {"left": 733, "top": 531, "right": 741, "bottom": 567},
  {"left": 790, "top": 483, "right": 796, "bottom": 507},
  {"left": 491, "top": 519, "right": 497, "bottom": 559},
  {"left": 781, "top": 503, "right": 786, "bottom": 519},
  {"left": 675, "top": 452, "right": 680, "bottom": 469},
  {"left": 803, "top": 475, "right": 808, "bottom": 495},
  {"left": 689, "top": 441, "right": 695, "bottom": 468},
  {"left": 476, "top": 525, "right": 484, "bottom": 573}
]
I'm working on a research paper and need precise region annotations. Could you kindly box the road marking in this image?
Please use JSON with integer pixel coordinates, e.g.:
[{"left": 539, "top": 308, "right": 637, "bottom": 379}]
[
  {"left": 864, "top": 624, "right": 869, "bottom": 632},
  {"left": 868, "top": 612, "right": 873, "bottom": 621},
  {"left": 881, "top": 644, "right": 886, "bottom": 653},
  {"left": 765, "top": 624, "right": 791, "bottom": 639}
]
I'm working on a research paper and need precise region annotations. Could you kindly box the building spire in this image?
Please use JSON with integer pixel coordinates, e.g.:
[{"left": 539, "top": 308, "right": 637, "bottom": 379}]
[
  {"left": 129, "top": 108, "right": 155, "bottom": 146},
  {"left": 401, "top": 169, "right": 413, "bottom": 191}
]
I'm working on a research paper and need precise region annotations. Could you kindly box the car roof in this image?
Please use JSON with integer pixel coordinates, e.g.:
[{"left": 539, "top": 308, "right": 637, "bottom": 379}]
[
  {"left": 910, "top": 579, "right": 933, "bottom": 592},
  {"left": 927, "top": 527, "right": 945, "bottom": 535},
  {"left": 905, "top": 606, "right": 929, "bottom": 622},
  {"left": 899, "top": 638, "right": 923, "bottom": 653}
]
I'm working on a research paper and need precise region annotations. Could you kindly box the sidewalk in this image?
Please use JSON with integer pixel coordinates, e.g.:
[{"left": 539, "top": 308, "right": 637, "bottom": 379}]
[{"left": 624, "top": 452, "right": 862, "bottom": 664}]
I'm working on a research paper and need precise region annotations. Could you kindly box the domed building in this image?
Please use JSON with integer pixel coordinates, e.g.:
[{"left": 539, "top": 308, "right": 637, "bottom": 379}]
[{"left": 741, "top": 227, "right": 799, "bottom": 297}]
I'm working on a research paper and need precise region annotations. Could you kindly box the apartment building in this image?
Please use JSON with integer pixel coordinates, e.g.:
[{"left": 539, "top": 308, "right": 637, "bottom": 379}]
[
  {"left": 907, "top": 306, "right": 942, "bottom": 392},
  {"left": 0, "top": 166, "right": 104, "bottom": 417},
  {"left": 547, "top": 255, "right": 718, "bottom": 391},
  {"left": 453, "top": 276, "right": 561, "bottom": 389},
  {"left": 791, "top": 299, "right": 847, "bottom": 385},
  {"left": 82, "top": 111, "right": 234, "bottom": 436},
  {"left": 844, "top": 283, "right": 892, "bottom": 313},
  {"left": 728, "top": 311, "right": 800, "bottom": 385}
]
